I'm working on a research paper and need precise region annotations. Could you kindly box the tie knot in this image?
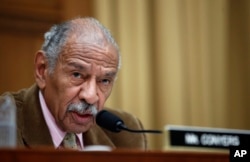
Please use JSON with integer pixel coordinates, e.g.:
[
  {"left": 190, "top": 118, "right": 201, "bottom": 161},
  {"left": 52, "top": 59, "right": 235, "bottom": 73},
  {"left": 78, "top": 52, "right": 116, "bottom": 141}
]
[{"left": 63, "top": 133, "right": 78, "bottom": 150}]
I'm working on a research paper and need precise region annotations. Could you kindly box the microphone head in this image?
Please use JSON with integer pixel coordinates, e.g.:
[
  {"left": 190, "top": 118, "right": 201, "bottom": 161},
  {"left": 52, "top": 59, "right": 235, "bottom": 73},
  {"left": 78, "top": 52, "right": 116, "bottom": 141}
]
[{"left": 96, "top": 110, "right": 124, "bottom": 132}]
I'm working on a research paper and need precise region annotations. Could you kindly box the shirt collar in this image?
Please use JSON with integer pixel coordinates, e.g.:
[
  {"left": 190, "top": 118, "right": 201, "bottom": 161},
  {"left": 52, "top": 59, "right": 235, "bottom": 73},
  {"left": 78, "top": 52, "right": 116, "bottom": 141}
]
[{"left": 39, "top": 90, "right": 83, "bottom": 149}]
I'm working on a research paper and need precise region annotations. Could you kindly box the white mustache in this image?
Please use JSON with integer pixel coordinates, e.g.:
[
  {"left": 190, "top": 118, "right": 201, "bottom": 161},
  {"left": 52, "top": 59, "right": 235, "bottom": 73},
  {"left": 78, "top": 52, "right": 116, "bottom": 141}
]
[{"left": 67, "top": 102, "right": 98, "bottom": 116}]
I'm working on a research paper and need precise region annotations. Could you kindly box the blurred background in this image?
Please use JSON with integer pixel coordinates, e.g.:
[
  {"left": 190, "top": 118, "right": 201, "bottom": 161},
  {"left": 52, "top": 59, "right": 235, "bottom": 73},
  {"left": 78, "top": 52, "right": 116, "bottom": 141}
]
[{"left": 0, "top": 0, "right": 249, "bottom": 150}]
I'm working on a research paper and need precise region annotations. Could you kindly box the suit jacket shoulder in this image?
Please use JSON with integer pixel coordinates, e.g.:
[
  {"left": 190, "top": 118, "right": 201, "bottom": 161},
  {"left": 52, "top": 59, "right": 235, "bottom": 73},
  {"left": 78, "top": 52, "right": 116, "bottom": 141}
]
[{"left": 1, "top": 85, "right": 53, "bottom": 147}]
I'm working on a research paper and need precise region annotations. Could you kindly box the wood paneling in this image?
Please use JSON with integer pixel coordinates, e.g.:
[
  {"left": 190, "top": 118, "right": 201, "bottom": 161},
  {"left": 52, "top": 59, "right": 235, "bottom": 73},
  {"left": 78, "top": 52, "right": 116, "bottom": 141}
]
[
  {"left": 0, "top": 33, "right": 42, "bottom": 93},
  {"left": 0, "top": 0, "right": 93, "bottom": 94},
  {"left": 0, "top": 0, "right": 61, "bottom": 34}
]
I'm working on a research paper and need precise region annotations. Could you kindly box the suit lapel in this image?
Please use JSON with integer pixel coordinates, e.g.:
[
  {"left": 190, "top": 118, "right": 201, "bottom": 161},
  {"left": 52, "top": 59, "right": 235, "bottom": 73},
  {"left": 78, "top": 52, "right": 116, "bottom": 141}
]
[{"left": 21, "top": 85, "right": 53, "bottom": 147}]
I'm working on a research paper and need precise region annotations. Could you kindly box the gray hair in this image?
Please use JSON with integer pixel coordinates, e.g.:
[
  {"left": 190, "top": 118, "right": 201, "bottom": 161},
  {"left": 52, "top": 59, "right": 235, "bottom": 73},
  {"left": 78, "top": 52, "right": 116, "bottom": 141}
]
[{"left": 41, "top": 17, "right": 121, "bottom": 74}]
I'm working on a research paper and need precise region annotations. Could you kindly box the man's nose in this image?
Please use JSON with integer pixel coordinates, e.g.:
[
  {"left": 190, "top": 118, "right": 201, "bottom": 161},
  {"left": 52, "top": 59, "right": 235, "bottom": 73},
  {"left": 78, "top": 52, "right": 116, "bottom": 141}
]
[{"left": 79, "top": 79, "right": 99, "bottom": 104}]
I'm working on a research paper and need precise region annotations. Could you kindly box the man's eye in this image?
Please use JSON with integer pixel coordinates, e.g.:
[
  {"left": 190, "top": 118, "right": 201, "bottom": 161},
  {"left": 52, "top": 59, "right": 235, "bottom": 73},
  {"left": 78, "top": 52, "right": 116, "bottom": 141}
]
[
  {"left": 73, "top": 72, "right": 82, "bottom": 78},
  {"left": 101, "top": 79, "right": 111, "bottom": 85}
]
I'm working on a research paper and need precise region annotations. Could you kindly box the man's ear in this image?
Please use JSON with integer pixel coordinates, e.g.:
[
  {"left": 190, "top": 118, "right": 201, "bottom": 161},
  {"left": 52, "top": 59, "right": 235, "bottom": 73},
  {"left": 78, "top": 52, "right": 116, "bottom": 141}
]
[{"left": 34, "top": 51, "right": 48, "bottom": 90}]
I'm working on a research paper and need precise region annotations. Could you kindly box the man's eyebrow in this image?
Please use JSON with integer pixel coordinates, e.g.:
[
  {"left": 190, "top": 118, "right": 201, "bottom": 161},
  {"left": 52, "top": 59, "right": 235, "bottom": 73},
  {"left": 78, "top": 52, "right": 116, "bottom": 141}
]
[
  {"left": 105, "top": 71, "right": 117, "bottom": 78},
  {"left": 67, "top": 62, "right": 84, "bottom": 70}
]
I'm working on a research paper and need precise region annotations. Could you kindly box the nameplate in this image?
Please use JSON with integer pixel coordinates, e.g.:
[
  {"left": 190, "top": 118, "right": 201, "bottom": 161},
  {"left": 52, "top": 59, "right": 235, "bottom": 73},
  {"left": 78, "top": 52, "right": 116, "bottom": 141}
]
[{"left": 165, "top": 125, "right": 250, "bottom": 149}]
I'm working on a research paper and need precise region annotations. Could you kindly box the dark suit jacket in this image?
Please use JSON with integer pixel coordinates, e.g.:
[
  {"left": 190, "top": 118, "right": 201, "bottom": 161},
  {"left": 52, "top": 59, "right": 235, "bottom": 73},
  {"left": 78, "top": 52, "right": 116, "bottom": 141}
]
[{"left": 1, "top": 84, "right": 147, "bottom": 150}]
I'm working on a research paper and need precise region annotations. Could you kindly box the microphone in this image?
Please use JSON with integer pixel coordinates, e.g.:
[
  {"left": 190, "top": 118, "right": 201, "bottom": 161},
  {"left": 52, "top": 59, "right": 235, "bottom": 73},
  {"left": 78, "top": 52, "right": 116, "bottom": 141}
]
[{"left": 95, "top": 110, "right": 162, "bottom": 134}]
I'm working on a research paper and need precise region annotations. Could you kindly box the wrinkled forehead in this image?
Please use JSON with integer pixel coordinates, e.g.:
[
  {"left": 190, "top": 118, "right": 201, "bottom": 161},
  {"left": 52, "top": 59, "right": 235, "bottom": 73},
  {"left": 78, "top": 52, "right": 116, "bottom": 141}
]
[
  {"left": 63, "top": 33, "right": 118, "bottom": 59},
  {"left": 60, "top": 36, "right": 119, "bottom": 68}
]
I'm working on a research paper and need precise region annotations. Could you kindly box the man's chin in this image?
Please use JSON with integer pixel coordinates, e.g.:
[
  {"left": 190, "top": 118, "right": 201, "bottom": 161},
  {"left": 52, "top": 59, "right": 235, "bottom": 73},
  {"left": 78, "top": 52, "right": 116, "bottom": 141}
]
[{"left": 65, "top": 123, "right": 94, "bottom": 133}]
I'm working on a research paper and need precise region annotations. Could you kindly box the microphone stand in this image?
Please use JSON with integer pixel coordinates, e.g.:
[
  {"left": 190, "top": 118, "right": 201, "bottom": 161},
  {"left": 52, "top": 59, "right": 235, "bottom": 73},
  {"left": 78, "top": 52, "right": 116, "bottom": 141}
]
[{"left": 117, "top": 122, "right": 162, "bottom": 134}]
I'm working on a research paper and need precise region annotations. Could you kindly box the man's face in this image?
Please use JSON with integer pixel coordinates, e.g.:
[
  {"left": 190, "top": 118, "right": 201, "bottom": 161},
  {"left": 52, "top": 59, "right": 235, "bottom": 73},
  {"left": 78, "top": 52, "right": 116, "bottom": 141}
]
[{"left": 39, "top": 39, "right": 119, "bottom": 133}]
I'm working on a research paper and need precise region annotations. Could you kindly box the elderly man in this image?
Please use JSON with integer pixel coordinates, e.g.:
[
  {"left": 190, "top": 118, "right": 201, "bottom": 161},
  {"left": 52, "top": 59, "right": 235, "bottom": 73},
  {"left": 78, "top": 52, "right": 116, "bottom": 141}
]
[{"left": 1, "top": 17, "right": 146, "bottom": 150}]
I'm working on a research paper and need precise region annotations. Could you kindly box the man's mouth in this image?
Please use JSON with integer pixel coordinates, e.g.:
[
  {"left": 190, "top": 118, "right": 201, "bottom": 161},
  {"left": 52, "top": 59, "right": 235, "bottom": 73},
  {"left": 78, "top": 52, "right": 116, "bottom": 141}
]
[{"left": 71, "top": 111, "right": 94, "bottom": 124}]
